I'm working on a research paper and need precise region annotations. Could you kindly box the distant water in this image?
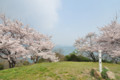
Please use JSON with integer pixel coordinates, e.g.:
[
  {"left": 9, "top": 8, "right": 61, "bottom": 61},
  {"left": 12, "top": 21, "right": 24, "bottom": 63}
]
[{"left": 53, "top": 45, "right": 75, "bottom": 55}]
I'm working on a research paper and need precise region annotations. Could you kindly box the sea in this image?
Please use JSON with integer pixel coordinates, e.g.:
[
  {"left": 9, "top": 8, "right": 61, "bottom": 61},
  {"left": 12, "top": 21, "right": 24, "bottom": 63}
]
[{"left": 53, "top": 45, "right": 75, "bottom": 55}]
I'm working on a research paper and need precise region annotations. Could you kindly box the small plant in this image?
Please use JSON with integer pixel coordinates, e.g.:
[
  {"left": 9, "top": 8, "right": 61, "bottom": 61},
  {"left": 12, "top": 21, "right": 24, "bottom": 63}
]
[
  {"left": 90, "top": 69, "right": 95, "bottom": 76},
  {"left": 101, "top": 67, "right": 109, "bottom": 79},
  {"left": 0, "top": 64, "right": 4, "bottom": 70}
]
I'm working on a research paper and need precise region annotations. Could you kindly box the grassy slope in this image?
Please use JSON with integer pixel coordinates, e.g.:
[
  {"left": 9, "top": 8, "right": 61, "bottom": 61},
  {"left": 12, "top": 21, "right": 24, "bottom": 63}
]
[{"left": 0, "top": 62, "right": 120, "bottom": 80}]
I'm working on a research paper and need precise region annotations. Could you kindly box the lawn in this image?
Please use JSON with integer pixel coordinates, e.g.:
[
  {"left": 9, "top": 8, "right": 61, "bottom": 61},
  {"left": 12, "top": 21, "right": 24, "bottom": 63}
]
[{"left": 0, "top": 62, "right": 120, "bottom": 80}]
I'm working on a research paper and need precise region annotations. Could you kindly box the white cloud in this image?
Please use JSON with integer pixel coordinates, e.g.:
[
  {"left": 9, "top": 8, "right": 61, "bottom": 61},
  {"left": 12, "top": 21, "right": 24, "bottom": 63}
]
[
  {"left": 0, "top": 0, "right": 61, "bottom": 29},
  {"left": 28, "top": 0, "right": 61, "bottom": 29}
]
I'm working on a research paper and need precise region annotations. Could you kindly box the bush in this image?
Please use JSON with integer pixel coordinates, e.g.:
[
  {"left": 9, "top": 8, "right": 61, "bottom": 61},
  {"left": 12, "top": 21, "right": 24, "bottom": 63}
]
[
  {"left": 90, "top": 68, "right": 95, "bottom": 76},
  {"left": 65, "top": 52, "right": 91, "bottom": 62},
  {"left": 101, "top": 67, "right": 109, "bottom": 79},
  {"left": 102, "top": 60, "right": 112, "bottom": 63},
  {"left": 65, "top": 54, "right": 78, "bottom": 61},
  {"left": 77, "top": 55, "right": 91, "bottom": 62},
  {"left": 0, "top": 64, "right": 4, "bottom": 70},
  {"left": 23, "top": 61, "right": 30, "bottom": 66},
  {"left": 38, "top": 58, "right": 51, "bottom": 63}
]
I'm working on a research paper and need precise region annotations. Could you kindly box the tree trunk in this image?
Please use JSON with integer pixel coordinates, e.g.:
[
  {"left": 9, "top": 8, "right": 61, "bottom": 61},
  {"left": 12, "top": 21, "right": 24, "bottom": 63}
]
[
  {"left": 31, "top": 56, "right": 39, "bottom": 63},
  {"left": 90, "top": 52, "right": 97, "bottom": 62},
  {"left": 36, "top": 56, "right": 39, "bottom": 63},
  {"left": 12, "top": 60, "right": 16, "bottom": 67},
  {"left": 8, "top": 60, "right": 16, "bottom": 68},
  {"left": 8, "top": 61, "right": 12, "bottom": 68},
  {"left": 33, "top": 56, "right": 39, "bottom": 63}
]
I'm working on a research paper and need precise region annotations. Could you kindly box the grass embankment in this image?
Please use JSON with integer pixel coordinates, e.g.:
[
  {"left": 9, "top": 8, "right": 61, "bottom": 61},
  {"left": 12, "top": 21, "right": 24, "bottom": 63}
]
[{"left": 0, "top": 62, "right": 120, "bottom": 80}]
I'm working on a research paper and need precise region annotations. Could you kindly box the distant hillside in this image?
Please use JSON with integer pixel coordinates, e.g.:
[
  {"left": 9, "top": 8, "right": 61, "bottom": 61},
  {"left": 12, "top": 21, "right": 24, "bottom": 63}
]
[{"left": 53, "top": 45, "right": 75, "bottom": 55}]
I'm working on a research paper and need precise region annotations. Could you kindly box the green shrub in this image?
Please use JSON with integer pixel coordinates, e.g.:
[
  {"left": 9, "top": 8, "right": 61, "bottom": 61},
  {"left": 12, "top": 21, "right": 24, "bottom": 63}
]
[
  {"left": 102, "top": 60, "right": 112, "bottom": 63},
  {"left": 38, "top": 58, "right": 51, "bottom": 63},
  {"left": 101, "top": 67, "right": 109, "bottom": 79},
  {"left": 65, "top": 54, "right": 77, "bottom": 61},
  {"left": 65, "top": 52, "right": 91, "bottom": 62},
  {"left": 90, "top": 69, "right": 95, "bottom": 76},
  {"left": 0, "top": 64, "right": 4, "bottom": 70},
  {"left": 77, "top": 55, "right": 91, "bottom": 62},
  {"left": 23, "top": 61, "right": 30, "bottom": 66}
]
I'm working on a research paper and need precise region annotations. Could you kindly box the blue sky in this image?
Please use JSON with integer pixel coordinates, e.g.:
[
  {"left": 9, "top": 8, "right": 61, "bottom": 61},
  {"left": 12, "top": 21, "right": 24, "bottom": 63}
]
[{"left": 0, "top": 0, "right": 120, "bottom": 46}]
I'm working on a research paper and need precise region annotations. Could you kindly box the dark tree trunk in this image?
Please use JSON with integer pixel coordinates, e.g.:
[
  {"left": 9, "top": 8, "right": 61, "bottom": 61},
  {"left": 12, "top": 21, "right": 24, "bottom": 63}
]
[
  {"left": 12, "top": 60, "right": 16, "bottom": 67},
  {"left": 31, "top": 56, "right": 39, "bottom": 63},
  {"left": 8, "top": 61, "right": 12, "bottom": 68},
  {"left": 36, "top": 56, "right": 39, "bottom": 63},
  {"left": 8, "top": 60, "right": 16, "bottom": 68},
  {"left": 90, "top": 52, "right": 97, "bottom": 62},
  {"left": 34, "top": 56, "right": 39, "bottom": 63}
]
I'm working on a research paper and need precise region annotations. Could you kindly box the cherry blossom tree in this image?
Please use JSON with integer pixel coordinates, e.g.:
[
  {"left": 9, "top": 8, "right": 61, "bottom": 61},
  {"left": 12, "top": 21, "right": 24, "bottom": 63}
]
[
  {"left": 97, "top": 19, "right": 120, "bottom": 63},
  {"left": 74, "top": 32, "right": 98, "bottom": 62},
  {"left": 75, "top": 18, "right": 120, "bottom": 63},
  {"left": 0, "top": 29, "right": 27, "bottom": 68},
  {"left": 0, "top": 14, "right": 58, "bottom": 68}
]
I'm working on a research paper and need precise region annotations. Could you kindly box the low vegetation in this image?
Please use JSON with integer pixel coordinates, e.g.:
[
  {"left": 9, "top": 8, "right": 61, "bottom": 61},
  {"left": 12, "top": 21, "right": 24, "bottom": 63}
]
[
  {"left": 0, "top": 64, "right": 4, "bottom": 70},
  {"left": 0, "top": 62, "right": 120, "bottom": 80},
  {"left": 65, "top": 53, "right": 91, "bottom": 62}
]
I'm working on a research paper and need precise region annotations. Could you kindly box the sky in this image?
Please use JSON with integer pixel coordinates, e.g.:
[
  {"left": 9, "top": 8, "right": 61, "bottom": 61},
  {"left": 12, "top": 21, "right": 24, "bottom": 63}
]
[{"left": 0, "top": 0, "right": 120, "bottom": 46}]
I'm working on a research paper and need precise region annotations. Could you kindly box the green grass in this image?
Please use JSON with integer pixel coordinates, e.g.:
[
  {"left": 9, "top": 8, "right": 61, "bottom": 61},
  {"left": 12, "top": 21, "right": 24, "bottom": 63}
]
[{"left": 0, "top": 62, "right": 120, "bottom": 80}]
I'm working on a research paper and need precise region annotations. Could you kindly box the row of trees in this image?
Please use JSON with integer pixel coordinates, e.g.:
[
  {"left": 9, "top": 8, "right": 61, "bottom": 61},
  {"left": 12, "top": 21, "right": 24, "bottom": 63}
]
[
  {"left": 0, "top": 14, "right": 58, "bottom": 68},
  {"left": 74, "top": 18, "right": 120, "bottom": 63}
]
